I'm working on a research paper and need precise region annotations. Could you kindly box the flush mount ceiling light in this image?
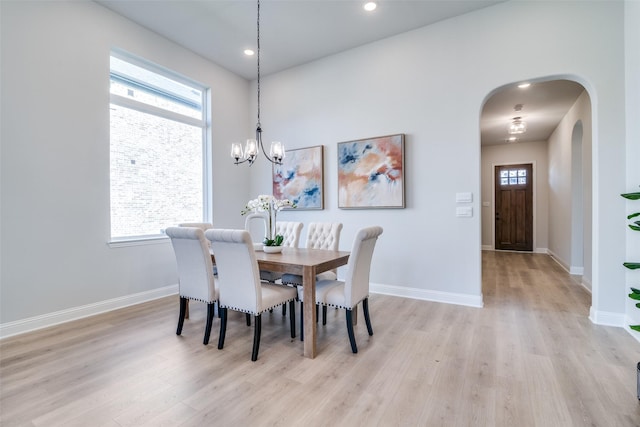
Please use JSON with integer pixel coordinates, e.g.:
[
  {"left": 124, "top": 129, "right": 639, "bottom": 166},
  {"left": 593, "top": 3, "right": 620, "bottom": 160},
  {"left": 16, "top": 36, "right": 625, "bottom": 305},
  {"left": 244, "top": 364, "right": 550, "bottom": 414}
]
[
  {"left": 508, "top": 117, "right": 527, "bottom": 134},
  {"left": 244, "top": 49, "right": 255, "bottom": 56},
  {"left": 507, "top": 136, "right": 518, "bottom": 143},
  {"left": 518, "top": 82, "right": 531, "bottom": 89},
  {"left": 364, "top": 2, "right": 377, "bottom": 11},
  {"left": 231, "top": 0, "right": 284, "bottom": 166}
]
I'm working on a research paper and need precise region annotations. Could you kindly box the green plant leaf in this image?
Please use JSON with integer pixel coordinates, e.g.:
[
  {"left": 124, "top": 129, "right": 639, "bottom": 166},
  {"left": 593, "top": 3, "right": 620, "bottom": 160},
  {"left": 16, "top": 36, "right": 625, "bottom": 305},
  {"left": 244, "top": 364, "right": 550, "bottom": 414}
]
[
  {"left": 636, "top": 302, "right": 640, "bottom": 309},
  {"left": 628, "top": 212, "right": 640, "bottom": 220},
  {"left": 631, "top": 325, "right": 640, "bottom": 332},
  {"left": 629, "top": 293, "right": 640, "bottom": 301},
  {"left": 631, "top": 287, "right": 640, "bottom": 294},
  {"left": 630, "top": 225, "right": 640, "bottom": 232},
  {"left": 624, "top": 262, "right": 640, "bottom": 270},
  {"left": 621, "top": 192, "right": 640, "bottom": 200},
  {"left": 274, "top": 234, "right": 284, "bottom": 246}
]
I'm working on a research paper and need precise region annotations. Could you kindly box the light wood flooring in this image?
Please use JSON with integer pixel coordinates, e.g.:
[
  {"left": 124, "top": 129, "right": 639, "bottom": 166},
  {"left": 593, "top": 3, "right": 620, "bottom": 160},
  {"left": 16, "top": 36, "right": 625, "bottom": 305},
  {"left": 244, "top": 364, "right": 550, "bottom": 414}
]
[{"left": 1, "top": 251, "right": 639, "bottom": 426}]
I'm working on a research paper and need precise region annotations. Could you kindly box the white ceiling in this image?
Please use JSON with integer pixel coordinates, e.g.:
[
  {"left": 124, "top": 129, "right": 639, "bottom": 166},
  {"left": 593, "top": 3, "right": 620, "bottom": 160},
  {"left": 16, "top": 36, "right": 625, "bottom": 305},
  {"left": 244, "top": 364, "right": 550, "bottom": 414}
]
[
  {"left": 481, "top": 79, "right": 586, "bottom": 146},
  {"left": 95, "top": 0, "right": 586, "bottom": 146}
]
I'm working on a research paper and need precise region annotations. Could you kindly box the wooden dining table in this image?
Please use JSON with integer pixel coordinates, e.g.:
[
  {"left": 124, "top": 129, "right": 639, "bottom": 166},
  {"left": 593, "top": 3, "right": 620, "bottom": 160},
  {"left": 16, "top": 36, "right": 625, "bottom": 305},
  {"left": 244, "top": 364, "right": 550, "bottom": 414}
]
[
  {"left": 254, "top": 247, "right": 350, "bottom": 359},
  {"left": 210, "top": 247, "right": 350, "bottom": 358}
]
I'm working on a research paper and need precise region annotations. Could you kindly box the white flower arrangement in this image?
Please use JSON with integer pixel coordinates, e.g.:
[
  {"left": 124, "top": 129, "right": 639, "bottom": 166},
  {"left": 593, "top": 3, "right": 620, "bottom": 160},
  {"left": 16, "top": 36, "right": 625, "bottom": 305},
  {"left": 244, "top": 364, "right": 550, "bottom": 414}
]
[{"left": 241, "top": 195, "right": 296, "bottom": 245}]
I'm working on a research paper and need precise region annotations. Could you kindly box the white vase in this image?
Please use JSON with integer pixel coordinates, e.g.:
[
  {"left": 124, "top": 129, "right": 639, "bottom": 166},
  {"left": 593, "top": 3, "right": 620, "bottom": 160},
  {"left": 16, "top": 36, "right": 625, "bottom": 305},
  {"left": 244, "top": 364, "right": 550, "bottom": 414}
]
[{"left": 263, "top": 245, "right": 283, "bottom": 253}]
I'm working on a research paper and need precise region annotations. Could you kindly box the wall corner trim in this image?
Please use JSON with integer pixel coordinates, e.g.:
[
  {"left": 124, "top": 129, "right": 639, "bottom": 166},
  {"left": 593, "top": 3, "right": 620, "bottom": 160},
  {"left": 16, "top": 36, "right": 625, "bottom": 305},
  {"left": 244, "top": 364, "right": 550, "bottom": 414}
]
[{"left": 589, "top": 306, "right": 626, "bottom": 328}]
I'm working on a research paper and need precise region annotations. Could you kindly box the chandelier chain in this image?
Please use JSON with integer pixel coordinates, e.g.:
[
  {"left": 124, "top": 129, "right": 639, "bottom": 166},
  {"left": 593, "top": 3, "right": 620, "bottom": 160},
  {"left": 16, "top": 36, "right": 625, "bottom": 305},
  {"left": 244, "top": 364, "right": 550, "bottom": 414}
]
[
  {"left": 230, "top": 0, "right": 283, "bottom": 166},
  {"left": 256, "top": 0, "right": 261, "bottom": 128}
]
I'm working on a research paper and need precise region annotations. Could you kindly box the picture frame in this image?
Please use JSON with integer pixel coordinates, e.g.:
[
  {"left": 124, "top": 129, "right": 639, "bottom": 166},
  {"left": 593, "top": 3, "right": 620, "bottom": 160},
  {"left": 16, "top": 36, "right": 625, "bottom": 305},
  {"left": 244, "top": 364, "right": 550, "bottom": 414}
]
[
  {"left": 272, "top": 145, "right": 324, "bottom": 210},
  {"left": 337, "top": 134, "right": 405, "bottom": 209}
]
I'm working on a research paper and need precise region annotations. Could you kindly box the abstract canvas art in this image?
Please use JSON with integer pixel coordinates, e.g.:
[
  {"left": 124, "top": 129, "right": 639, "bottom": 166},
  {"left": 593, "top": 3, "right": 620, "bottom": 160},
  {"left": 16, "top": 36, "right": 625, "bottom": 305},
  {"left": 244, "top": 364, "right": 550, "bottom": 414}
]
[
  {"left": 337, "top": 134, "right": 405, "bottom": 209},
  {"left": 272, "top": 145, "right": 324, "bottom": 210}
]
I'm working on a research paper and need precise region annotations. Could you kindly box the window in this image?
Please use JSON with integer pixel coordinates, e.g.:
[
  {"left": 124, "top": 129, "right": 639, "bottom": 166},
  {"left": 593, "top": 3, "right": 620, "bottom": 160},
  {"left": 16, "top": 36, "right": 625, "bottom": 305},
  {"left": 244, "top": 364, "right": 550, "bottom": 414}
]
[
  {"left": 110, "top": 51, "right": 209, "bottom": 241},
  {"left": 499, "top": 168, "right": 527, "bottom": 186}
]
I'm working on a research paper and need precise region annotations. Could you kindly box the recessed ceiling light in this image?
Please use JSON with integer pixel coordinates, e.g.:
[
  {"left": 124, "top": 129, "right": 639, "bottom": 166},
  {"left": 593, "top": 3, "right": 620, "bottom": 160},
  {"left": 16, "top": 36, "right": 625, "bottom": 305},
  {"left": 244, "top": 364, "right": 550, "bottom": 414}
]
[
  {"left": 364, "top": 2, "right": 377, "bottom": 12},
  {"left": 518, "top": 82, "right": 531, "bottom": 89},
  {"left": 244, "top": 49, "right": 255, "bottom": 56},
  {"left": 507, "top": 136, "right": 518, "bottom": 142}
]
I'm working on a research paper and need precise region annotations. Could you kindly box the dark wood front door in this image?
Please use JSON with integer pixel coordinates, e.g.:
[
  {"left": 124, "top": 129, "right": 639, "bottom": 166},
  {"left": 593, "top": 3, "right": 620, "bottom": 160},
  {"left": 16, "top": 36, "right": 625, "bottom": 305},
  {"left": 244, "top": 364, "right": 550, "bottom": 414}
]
[{"left": 495, "top": 163, "right": 533, "bottom": 251}]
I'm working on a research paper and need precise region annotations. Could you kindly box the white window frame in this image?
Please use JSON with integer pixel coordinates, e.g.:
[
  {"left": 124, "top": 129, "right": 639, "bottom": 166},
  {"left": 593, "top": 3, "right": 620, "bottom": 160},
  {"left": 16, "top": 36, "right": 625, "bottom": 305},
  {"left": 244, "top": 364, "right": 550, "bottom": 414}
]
[{"left": 108, "top": 49, "right": 212, "bottom": 246}]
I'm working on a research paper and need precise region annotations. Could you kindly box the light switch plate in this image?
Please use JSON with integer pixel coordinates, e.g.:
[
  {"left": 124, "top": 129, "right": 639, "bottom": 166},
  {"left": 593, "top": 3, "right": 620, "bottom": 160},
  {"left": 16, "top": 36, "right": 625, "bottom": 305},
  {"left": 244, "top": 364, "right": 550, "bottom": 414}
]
[
  {"left": 456, "top": 192, "right": 473, "bottom": 203},
  {"left": 456, "top": 206, "right": 473, "bottom": 217}
]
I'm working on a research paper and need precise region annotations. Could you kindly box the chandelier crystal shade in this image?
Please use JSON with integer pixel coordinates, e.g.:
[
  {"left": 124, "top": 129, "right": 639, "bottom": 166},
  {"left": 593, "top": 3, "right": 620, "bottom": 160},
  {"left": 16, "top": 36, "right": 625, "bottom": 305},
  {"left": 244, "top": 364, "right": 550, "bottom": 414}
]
[
  {"left": 508, "top": 117, "right": 527, "bottom": 135},
  {"left": 230, "top": 0, "right": 284, "bottom": 166}
]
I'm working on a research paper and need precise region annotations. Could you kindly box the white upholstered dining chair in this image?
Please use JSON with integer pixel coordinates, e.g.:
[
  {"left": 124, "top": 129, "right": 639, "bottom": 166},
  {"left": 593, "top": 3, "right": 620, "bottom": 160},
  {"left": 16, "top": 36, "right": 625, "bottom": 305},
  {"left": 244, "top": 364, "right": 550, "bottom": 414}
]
[
  {"left": 178, "top": 222, "right": 213, "bottom": 231},
  {"left": 259, "top": 221, "right": 303, "bottom": 284},
  {"left": 206, "top": 229, "right": 297, "bottom": 361},
  {"left": 281, "top": 222, "right": 342, "bottom": 323},
  {"left": 281, "top": 222, "right": 343, "bottom": 286},
  {"left": 298, "top": 226, "right": 383, "bottom": 353},
  {"left": 165, "top": 226, "right": 219, "bottom": 345}
]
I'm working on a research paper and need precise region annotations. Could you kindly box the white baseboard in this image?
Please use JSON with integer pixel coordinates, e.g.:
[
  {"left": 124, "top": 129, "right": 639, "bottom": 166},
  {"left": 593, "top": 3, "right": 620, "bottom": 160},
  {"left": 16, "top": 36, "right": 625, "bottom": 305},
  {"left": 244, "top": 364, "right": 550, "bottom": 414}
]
[
  {"left": 589, "top": 306, "right": 626, "bottom": 327},
  {"left": 547, "top": 249, "right": 570, "bottom": 273},
  {"left": 370, "top": 282, "right": 483, "bottom": 308},
  {"left": 481, "top": 246, "right": 547, "bottom": 253},
  {"left": 0, "top": 284, "right": 179, "bottom": 340},
  {"left": 570, "top": 266, "right": 584, "bottom": 275},
  {"left": 624, "top": 315, "right": 640, "bottom": 344}
]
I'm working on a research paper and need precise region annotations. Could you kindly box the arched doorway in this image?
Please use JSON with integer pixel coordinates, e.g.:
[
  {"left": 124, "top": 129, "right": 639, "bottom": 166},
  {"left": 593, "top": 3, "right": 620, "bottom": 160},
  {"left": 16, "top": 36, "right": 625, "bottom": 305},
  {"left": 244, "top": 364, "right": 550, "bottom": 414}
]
[{"left": 480, "top": 77, "right": 593, "bottom": 298}]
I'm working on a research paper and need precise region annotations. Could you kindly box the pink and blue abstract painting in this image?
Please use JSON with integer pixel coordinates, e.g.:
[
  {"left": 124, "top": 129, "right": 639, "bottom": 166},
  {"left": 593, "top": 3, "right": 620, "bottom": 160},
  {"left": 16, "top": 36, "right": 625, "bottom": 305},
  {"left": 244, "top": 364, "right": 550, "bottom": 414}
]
[
  {"left": 338, "top": 134, "right": 405, "bottom": 208},
  {"left": 273, "top": 145, "right": 324, "bottom": 209}
]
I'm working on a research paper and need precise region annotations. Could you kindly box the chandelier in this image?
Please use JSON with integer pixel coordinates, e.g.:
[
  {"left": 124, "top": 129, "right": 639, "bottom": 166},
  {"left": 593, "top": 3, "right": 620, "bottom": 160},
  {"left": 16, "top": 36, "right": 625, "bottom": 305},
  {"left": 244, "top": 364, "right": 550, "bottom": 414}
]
[{"left": 231, "top": 0, "right": 284, "bottom": 166}]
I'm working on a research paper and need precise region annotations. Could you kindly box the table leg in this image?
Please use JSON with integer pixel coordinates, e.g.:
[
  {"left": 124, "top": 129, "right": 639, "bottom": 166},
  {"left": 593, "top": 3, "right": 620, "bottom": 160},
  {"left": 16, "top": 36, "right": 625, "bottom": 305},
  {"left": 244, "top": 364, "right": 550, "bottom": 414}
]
[{"left": 302, "top": 266, "right": 317, "bottom": 358}]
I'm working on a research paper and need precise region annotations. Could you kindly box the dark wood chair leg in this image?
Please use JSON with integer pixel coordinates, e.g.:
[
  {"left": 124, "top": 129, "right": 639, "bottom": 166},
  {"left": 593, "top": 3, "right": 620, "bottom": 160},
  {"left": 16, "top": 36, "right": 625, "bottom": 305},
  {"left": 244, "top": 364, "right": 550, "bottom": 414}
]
[
  {"left": 363, "top": 298, "right": 373, "bottom": 336},
  {"left": 176, "top": 297, "right": 187, "bottom": 335},
  {"left": 246, "top": 313, "right": 251, "bottom": 326},
  {"left": 300, "top": 301, "right": 304, "bottom": 341},
  {"left": 251, "top": 314, "right": 262, "bottom": 361},
  {"left": 282, "top": 303, "right": 287, "bottom": 316},
  {"left": 218, "top": 307, "right": 227, "bottom": 349},
  {"left": 316, "top": 305, "right": 319, "bottom": 323},
  {"left": 289, "top": 300, "right": 296, "bottom": 338},
  {"left": 346, "top": 310, "right": 358, "bottom": 353},
  {"left": 203, "top": 302, "right": 215, "bottom": 345},
  {"left": 322, "top": 306, "right": 327, "bottom": 325}
]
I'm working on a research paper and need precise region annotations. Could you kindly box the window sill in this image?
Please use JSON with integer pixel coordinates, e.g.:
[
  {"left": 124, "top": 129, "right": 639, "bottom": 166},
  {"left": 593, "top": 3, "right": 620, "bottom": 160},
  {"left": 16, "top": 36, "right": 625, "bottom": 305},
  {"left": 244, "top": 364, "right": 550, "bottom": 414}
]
[{"left": 108, "top": 235, "right": 170, "bottom": 248}]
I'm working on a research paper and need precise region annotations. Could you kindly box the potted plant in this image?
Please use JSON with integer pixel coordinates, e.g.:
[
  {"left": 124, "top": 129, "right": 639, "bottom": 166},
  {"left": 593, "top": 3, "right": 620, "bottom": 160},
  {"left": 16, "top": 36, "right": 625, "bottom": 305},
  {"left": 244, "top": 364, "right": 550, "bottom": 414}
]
[
  {"left": 241, "top": 194, "right": 296, "bottom": 252},
  {"left": 621, "top": 188, "right": 640, "bottom": 400}
]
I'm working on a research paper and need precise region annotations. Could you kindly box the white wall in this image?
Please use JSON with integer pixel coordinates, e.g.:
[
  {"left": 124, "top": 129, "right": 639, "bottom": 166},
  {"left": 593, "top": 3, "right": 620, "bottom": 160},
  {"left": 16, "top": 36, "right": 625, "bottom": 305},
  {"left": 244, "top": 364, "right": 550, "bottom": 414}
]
[
  {"left": 625, "top": 0, "right": 640, "bottom": 340},
  {"left": 246, "top": 0, "right": 626, "bottom": 319},
  {"left": 547, "top": 91, "right": 593, "bottom": 287},
  {"left": 0, "top": 0, "right": 632, "bottom": 333},
  {"left": 0, "top": 1, "right": 251, "bottom": 327},
  {"left": 481, "top": 141, "right": 549, "bottom": 252}
]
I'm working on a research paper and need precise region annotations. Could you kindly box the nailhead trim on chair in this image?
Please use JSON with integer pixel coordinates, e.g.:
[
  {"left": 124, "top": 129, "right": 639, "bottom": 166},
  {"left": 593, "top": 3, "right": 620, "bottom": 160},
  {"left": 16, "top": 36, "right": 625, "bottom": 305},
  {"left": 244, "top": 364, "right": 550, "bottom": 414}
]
[
  {"left": 220, "top": 297, "right": 296, "bottom": 315},
  {"left": 181, "top": 295, "right": 217, "bottom": 304}
]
